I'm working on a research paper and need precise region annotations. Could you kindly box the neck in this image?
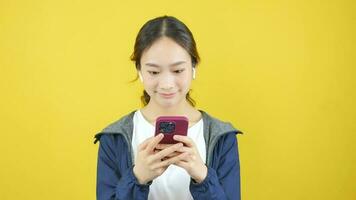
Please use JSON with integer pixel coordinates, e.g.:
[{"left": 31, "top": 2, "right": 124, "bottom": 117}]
[
  {"left": 140, "top": 99, "right": 202, "bottom": 127},
  {"left": 141, "top": 99, "right": 194, "bottom": 119}
]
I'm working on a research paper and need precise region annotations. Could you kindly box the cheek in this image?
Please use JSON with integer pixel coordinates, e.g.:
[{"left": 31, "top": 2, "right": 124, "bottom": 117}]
[
  {"left": 143, "top": 80, "right": 157, "bottom": 92},
  {"left": 178, "top": 76, "right": 192, "bottom": 90}
]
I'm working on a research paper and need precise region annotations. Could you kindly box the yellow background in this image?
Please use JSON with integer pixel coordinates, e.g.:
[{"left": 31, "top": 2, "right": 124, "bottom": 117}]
[{"left": 0, "top": 0, "right": 355, "bottom": 199}]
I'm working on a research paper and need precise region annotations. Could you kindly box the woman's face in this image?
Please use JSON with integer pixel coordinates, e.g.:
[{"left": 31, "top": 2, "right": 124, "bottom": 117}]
[{"left": 139, "top": 37, "right": 194, "bottom": 108}]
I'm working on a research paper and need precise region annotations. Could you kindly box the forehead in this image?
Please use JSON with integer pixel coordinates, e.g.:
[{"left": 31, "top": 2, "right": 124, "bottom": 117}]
[{"left": 140, "top": 37, "right": 191, "bottom": 66}]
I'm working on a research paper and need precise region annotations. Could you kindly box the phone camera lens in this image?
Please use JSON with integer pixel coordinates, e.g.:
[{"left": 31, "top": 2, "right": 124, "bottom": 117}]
[{"left": 159, "top": 121, "right": 176, "bottom": 134}]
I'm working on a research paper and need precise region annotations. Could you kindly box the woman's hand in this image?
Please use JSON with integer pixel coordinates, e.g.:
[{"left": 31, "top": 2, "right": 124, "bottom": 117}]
[
  {"left": 133, "top": 133, "right": 187, "bottom": 184},
  {"left": 156, "top": 135, "right": 208, "bottom": 183}
]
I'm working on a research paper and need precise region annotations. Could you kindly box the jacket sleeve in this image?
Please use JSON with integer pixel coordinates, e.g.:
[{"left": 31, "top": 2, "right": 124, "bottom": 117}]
[
  {"left": 96, "top": 134, "right": 151, "bottom": 200},
  {"left": 189, "top": 132, "right": 241, "bottom": 200}
]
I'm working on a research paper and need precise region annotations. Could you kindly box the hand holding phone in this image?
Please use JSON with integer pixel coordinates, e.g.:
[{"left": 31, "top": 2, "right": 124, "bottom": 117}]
[{"left": 154, "top": 116, "right": 188, "bottom": 144}]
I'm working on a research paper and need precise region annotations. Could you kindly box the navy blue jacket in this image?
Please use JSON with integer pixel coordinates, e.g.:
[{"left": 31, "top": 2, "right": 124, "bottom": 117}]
[{"left": 94, "top": 110, "right": 243, "bottom": 200}]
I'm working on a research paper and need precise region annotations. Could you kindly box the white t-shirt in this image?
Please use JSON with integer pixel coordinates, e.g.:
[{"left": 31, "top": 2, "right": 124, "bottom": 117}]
[{"left": 132, "top": 110, "right": 206, "bottom": 200}]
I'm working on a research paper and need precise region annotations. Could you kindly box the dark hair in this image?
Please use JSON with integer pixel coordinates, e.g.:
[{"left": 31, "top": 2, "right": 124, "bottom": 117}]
[{"left": 130, "top": 15, "right": 200, "bottom": 107}]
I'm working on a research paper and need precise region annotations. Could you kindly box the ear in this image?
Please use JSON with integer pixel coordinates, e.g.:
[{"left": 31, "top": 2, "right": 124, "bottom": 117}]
[
  {"left": 138, "top": 71, "right": 143, "bottom": 82},
  {"left": 192, "top": 67, "right": 196, "bottom": 80}
]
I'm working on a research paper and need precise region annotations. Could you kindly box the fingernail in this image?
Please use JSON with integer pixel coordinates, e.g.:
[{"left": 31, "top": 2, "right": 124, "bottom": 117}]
[{"left": 174, "top": 135, "right": 180, "bottom": 140}]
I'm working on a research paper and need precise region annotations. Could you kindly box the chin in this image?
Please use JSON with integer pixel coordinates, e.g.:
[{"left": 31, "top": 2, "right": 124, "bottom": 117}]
[
  {"left": 154, "top": 97, "right": 183, "bottom": 108},
  {"left": 157, "top": 100, "right": 178, "bottom": 108}
]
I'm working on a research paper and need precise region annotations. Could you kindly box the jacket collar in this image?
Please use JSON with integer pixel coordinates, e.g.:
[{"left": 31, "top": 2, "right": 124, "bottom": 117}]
[
  {"left": 94, "top": 109, "right": 242, "bottom": 166},
  {"left": 94, "top": 109, "right": 242, "bottom": 144}
]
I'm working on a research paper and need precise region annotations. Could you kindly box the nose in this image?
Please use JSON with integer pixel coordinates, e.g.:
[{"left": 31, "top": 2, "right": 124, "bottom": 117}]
[{"left": 158, "top": 73, "right": 175, "bottom": 91}]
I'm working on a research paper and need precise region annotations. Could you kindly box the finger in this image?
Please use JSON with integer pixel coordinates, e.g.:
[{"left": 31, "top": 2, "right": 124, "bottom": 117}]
[
  {"left": 155, "top": 143, "right": 174, "bottom": 150},
  {"left": 163, "top": 151, "right": 182, "bottom": 158},
  {"left": 173, "top": 160, "right": 189, "bottom": 169},
  {"left": 152, "top": 142, "right": 183, "bottom": 161},
  {"left": 154, "top": 152, "right": 189, "bottom": 169},
  {"left": 146, "top": 133, "right": 164, "bottom": 152},
  {"left": 154, "top": 165, "right": 169, "bottom": 175},
  {"left": 173, "top": 146, "right": 191, "bottom": 153},
  {"left": 138, "top": 136, "right": 155, "bottom": 151},
  {"left": 173, "top": 135, "right": 195, "bottom": 147}
]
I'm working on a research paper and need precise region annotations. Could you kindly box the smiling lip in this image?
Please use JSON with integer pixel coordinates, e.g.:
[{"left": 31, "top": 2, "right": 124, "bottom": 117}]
[{"left": 160, "top": 93, "right": 176, "bottom": 98}]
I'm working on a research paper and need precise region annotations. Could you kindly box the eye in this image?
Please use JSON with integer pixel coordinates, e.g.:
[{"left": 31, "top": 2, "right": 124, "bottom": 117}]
[
  {"left": 148, "top": 71, "right": 159, "bottom": 75},
  {"left": 174, "top": 69, "right": 185, "bottom": 73}
]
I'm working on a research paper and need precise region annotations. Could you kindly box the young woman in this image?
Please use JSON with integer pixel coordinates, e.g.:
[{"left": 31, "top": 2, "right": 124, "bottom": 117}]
[{"left": 94, "top": 15, "right": 243, "bottom": 200}]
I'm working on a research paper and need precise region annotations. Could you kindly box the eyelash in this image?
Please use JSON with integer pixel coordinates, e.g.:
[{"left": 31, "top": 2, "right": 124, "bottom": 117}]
[
  {"left": 174, "top": 69, "right": 185, "bottom": 73},
  {"left": 148, "top": 71, "right": 159, "bottom": 75},
  {"left": 148, "top": 69, "right": 185, "bottom": 75}
]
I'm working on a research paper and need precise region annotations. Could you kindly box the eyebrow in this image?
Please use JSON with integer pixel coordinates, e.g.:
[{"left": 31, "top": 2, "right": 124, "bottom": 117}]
[{"left": 144, "top": 61, "right": 186, "bottom": 68}]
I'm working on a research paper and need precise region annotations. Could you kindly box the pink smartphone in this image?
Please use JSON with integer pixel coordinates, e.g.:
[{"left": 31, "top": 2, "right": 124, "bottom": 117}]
[{"left": 154, "top": 116, "right": 189, "bottom": 144}]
